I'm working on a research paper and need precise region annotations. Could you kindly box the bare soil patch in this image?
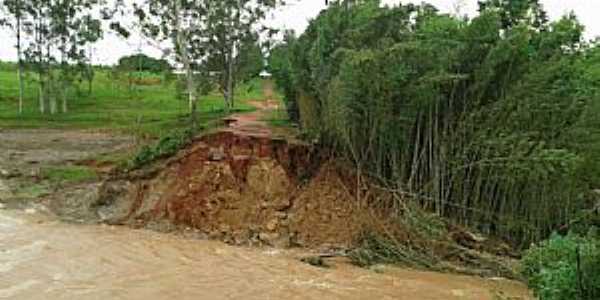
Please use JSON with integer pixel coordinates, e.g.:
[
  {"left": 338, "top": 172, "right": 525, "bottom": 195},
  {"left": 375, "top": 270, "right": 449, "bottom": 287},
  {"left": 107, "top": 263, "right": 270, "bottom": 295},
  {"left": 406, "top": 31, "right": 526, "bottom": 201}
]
[
  {"left": 94, "top": 131, "right": 360, "bottom": 248},
  {"left": 0, "top": 129, "right": 133, "bottom": 211}
]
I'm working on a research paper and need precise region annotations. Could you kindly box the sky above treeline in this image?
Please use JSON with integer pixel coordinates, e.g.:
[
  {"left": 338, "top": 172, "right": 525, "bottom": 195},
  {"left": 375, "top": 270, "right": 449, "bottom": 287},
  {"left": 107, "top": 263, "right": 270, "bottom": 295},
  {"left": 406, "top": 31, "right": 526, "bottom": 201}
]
[{"left": 1, "top": 0, "right": 599, "bottom": 65}]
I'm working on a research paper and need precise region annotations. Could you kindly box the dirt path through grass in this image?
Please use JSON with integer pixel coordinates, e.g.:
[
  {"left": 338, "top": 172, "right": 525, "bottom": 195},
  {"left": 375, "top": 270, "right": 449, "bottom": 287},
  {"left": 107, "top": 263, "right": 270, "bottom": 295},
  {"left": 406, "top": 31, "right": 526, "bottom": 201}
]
[{"left": 223, "top": 80, "right": 297, "bottom": 139}]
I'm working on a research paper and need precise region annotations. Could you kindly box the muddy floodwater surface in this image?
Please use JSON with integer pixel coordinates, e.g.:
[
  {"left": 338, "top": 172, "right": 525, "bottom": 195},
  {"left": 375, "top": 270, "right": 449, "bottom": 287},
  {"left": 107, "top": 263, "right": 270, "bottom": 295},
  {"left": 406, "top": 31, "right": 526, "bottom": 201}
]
[{"left": 0, "top": 210, "right": 531, "bottom": 300}]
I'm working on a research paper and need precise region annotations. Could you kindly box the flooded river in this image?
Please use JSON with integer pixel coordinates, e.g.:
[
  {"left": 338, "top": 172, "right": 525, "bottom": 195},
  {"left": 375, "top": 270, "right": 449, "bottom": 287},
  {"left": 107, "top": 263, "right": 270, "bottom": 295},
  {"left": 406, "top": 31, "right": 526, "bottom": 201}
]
[{"left": 0, "top": 209, "right": 531, "bottom": 300}]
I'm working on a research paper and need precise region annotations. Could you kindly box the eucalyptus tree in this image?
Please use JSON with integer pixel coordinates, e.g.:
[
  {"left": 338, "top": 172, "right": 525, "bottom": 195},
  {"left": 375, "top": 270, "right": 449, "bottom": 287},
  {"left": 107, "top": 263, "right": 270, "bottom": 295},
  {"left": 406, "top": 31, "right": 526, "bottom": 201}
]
[
  {"left": 22, "top": 0, "right": 52, "bottom": 114},
  {"left": 202, "top": 0, "right": 280, "bottom": 110},
  {"left": 268, "top": 30, "right": 298, "bottom": 121},
  {"left": 17, "top": 0, "right": 104, "bottom": 114},
  {"left": 133, "top": 0, "right": 208, "bottom": 124},
  {"left": 52, "top": 1, "right": 104, "bottom": 113},
  {"left": 0, "top": 0, "right": 32, "bottom": 114},
  {"left": 235, "top": 36, "right": 264, "bottom": 82},
  {"left": 477, "top": 0, "right": 548, "bottom": 29}
]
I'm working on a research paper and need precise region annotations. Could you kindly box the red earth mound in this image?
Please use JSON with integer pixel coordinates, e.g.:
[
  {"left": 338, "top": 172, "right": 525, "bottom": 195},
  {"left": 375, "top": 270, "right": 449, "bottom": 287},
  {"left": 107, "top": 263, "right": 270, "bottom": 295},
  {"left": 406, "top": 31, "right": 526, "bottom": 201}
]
[{"left": 96, "top": 131, "right": 368, "bottom": 248}]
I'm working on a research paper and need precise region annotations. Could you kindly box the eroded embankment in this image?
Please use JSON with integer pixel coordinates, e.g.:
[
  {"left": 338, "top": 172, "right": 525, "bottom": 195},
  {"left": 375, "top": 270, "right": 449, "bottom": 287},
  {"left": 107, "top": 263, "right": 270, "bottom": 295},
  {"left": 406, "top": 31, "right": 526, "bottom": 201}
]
[{"left": 94, "top": 131, "right": 367, "bottom": 248}]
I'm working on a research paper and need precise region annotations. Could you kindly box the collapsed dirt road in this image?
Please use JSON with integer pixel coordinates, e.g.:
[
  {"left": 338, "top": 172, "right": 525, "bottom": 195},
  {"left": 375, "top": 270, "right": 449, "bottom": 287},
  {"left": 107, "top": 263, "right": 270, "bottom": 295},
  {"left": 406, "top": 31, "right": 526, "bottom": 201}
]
[
  {"left": 0, "top": 91, "right": 532, "bottom": 299},
  {"left": 223, "top": 80, "right": 299, "bottom": 140}
]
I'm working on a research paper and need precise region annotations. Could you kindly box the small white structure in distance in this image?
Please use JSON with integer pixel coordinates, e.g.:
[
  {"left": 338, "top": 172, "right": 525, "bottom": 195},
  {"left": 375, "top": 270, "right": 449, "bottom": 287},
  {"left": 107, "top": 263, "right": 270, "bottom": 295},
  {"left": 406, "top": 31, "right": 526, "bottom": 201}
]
[
  {"left": 259, "top": 70, "right": 272, "bottom": 78},
  {"left": 172, "top": 69, "right": 221, "bottom": 77}
]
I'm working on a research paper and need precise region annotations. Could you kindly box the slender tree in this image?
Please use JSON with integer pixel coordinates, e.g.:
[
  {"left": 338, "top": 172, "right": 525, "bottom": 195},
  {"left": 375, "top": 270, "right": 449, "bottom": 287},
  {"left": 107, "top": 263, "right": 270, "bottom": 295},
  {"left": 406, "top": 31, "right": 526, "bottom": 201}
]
[
  {"left": 1, "top": 0, "right": 31, "bottom": 114},
  {"left": 16, "top": 0, "right": 103, "bottom": 115},
  {"left": 202, "top": 0, "right": 280, "bottom": 111},
  {"left": 52, "top": 1, "right": 103, "bottom": 113},
  {"left": 133, "top": 0, "right": 208, "bottom": 124}
]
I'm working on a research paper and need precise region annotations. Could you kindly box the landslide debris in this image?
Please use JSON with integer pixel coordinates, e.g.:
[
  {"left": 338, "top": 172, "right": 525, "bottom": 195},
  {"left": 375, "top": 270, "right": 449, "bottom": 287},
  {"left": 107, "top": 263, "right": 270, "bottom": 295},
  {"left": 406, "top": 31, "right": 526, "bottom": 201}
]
[{"left": 93, "top": 131, "right": 365, "bottom": 248}]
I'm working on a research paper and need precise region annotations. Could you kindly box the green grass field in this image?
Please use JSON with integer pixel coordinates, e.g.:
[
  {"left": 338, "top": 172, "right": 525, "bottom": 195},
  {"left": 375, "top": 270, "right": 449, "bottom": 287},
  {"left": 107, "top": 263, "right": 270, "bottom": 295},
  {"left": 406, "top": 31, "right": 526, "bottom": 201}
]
[
  {"left": 41, "top": 165, "right": 99, "bottom": 184},
  {"left": 0, "top": 66, "right": 265, "bottom": 137}
]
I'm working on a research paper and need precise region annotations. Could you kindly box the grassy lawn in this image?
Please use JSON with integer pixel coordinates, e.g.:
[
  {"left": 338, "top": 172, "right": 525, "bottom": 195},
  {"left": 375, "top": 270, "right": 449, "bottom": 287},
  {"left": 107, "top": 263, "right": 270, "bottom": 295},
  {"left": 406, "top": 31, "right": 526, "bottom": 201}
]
[{"left": 0, "top": 65, "right": 264, "bottom": 137}]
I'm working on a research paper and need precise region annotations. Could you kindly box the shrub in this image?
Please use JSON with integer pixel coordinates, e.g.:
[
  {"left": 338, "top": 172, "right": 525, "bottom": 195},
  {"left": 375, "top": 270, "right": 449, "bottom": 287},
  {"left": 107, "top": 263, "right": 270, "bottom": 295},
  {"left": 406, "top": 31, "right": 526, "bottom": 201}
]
[
  {"left": 348, "top": 230, "right": 438, "bottom": 269},
  {"left": 130, "top": 128, "right": 196, "bottom": 169},
  {"left": 117, "top": 54, "right": 171, "bottom": 73},
  {"left": 521, "top": 233, "right": 600, "bottom": 300}
]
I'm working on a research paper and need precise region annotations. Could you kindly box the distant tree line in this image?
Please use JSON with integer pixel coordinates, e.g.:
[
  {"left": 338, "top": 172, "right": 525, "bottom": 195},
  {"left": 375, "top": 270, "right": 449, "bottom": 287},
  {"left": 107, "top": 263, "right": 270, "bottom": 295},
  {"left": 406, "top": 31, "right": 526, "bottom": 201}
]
[
  {"left": 118, "top": 54, "right": 172, "bottom": 74},
  {"left": 0, "top": 0, "right": 278, "bottom": 121}
]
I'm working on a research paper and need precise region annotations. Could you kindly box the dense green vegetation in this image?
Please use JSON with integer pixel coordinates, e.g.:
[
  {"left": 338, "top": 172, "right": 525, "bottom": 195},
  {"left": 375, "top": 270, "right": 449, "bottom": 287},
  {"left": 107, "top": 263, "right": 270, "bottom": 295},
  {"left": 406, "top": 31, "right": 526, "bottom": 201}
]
[
  {"left": 270, "top": 0, "right": 600, "bottom": 246},
  {"left": 0, "top": 65, "right": 257, "bottom": 137},
  {"left": 269, "top": 0, "right": 600, "bottom": 296},
  {"left": 521, "top": 233, "right": 600, "bottom": 300}
]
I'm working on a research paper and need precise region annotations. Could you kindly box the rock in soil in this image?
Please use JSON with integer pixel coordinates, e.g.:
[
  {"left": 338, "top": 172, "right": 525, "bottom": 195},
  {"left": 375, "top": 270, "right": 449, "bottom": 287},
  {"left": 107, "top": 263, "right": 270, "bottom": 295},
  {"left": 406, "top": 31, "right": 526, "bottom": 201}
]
[{"left": 300, "top": 256, "right": 330, "bottom": 268}]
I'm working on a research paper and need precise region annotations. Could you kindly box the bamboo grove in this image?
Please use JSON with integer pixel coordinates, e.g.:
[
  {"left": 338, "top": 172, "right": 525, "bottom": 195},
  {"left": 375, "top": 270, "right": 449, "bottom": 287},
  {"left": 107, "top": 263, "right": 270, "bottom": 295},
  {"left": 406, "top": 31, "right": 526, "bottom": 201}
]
[{"left": 269, "top": 0, "right": 600, "bottom": 246}]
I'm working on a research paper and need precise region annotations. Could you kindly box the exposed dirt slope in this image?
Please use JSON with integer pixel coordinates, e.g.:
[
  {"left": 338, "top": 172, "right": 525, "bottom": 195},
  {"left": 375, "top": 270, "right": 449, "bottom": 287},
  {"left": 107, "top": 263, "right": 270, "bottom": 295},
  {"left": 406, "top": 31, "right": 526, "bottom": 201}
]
[{"left": 95, "top": 131, "right": 366, "bottom": 248}]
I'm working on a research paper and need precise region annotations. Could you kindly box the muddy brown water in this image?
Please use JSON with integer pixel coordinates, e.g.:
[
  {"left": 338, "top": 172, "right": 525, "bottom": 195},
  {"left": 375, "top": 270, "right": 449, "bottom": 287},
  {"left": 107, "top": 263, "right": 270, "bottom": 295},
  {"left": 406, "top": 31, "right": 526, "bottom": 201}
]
[{"left": 0, "top": 210, "right": 531, "bottom": 300}]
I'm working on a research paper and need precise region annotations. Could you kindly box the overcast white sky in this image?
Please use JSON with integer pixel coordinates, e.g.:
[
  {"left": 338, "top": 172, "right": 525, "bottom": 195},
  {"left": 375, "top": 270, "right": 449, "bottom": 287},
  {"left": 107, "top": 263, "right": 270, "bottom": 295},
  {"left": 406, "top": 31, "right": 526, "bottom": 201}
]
[{"left": 1, "top": 0, "right": 599, "bottom": 65}]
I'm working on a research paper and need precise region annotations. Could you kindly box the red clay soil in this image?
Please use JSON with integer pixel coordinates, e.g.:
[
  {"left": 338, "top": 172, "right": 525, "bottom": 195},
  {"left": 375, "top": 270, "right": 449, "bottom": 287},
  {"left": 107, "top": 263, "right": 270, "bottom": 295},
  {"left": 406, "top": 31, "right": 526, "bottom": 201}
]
[
  {"left": 223, "top": 106, "right": 273, "bottom": 138},
  {"left": 221, "top": 80, "right": 283, "bottom": 138},
  {"left": 221, "top": 81, "right": 302, "bottom": 142},
  {"left": 97, "top": 130, "right": 364, "bottom": 248}
]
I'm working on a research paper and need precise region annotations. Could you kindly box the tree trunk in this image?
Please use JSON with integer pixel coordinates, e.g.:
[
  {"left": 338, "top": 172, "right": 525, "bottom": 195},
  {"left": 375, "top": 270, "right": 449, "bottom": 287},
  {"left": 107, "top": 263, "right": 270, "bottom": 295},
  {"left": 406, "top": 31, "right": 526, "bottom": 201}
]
[
  {"left": 62, "top": 89, "right": 68, "bottom": 113},
  {"left": 61, "top": 28, "right": 68, "bottom": 114},
  {"left": 47, "top": 43, "right": 56, "bottom": 115},
  {"left": 17, "top": 61, "right": 25, "bottom": 114},
  {"left": 50, "top": 92, "right": 57, "bottom": 114},
  {"left": 37, "top": 18, "right": 45, "bottom": 114},
  {"left": 38, "top": 84, "right": 45, "bottom": 114},
  {"left": 174, "top": 0, "right": 197, "bottom": 125},
  {"left": 61, "top": 69, "right": 68, "bottom": 113},
  {"left": 16, "top": 1, "right": 24, "bottom": 115},
  {"left": 87, "top": 45, "right": 93, "bottom": 95},
  {"left": 224, "top": 10, "right": 238, "bottom": 112},
  {"left": 227, "top": 47, "right": 234, "bottom": 111}
]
